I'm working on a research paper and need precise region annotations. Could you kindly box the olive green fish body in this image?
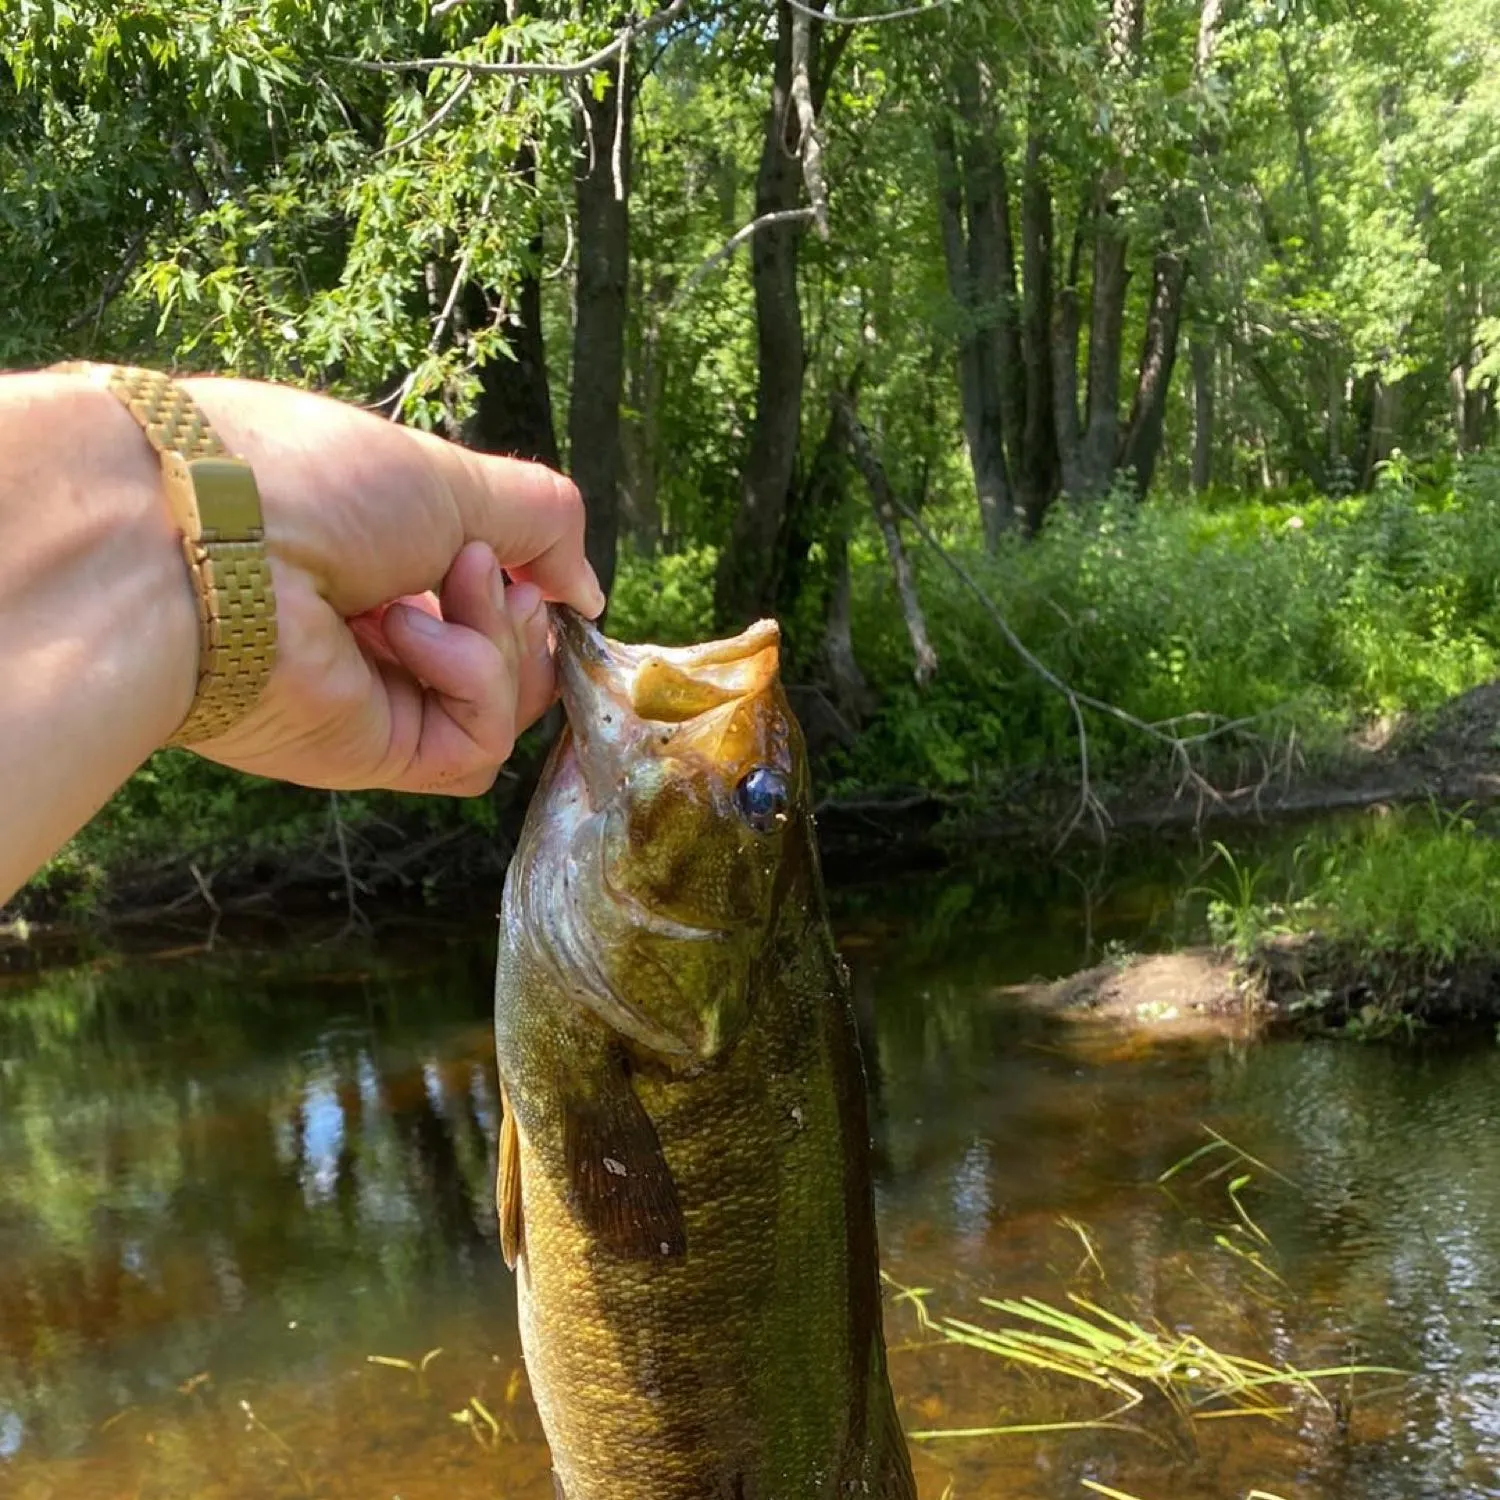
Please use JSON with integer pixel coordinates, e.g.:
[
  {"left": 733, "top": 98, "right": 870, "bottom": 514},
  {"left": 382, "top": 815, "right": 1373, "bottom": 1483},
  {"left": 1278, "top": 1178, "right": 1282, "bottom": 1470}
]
[{"left": 494, "top": 614, "right": 914, "bottom": 1500}]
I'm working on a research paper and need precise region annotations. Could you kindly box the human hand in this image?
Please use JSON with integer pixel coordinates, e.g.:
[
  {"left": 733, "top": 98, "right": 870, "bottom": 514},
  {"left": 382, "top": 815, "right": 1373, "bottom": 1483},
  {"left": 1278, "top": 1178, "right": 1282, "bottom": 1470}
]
[{"left": 179, "top": 378, "right": 604, "bottom": 796}]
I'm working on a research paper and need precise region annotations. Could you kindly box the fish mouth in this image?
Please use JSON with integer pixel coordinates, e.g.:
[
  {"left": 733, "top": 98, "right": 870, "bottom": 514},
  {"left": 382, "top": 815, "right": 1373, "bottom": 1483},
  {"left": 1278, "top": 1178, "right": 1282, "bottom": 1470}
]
[
  {"left": 549, "top": 606, "right": 782, "bottom": 805},
  {"left": 550, "top": 606, "right": 780, "bottom": 725}
]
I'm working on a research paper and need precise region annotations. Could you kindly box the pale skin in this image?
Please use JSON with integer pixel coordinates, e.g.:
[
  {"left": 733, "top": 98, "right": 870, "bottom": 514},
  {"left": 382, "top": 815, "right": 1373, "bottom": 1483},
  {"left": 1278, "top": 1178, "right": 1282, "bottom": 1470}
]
[{"left": 0, "top": 370, "right": 606, "bottom": 908}]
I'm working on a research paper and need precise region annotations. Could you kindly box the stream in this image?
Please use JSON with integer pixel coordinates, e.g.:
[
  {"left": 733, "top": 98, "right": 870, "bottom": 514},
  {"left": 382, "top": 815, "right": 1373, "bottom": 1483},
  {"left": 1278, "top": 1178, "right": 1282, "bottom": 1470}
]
[{"left": 2, "top": 834, "right": 1498, "bottom": 1499}]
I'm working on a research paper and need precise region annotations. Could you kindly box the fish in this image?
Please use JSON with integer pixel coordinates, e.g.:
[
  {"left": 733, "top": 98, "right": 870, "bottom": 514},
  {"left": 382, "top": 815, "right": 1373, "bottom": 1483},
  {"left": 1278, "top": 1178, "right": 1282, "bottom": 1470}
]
[{"left": 493, "top": 608, "right": 916, "bottom": 1500}]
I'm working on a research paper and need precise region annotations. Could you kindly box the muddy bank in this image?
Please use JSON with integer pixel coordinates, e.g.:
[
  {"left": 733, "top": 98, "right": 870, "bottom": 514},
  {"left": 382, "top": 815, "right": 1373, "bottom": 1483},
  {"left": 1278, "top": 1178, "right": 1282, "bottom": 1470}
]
[
  {"left": 1002, "top": 936, "right": 1500, "bottom": 1041},
  {"left": 12, "top": 678, "right": 1500, "bottom": 950}
]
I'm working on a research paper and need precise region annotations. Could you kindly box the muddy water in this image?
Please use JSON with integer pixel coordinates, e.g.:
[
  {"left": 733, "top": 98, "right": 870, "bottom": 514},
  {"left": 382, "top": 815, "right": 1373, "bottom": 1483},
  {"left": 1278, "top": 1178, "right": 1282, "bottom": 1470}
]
[{"left": 2, "top": 849, "right": 1498, "bottom": 1499}]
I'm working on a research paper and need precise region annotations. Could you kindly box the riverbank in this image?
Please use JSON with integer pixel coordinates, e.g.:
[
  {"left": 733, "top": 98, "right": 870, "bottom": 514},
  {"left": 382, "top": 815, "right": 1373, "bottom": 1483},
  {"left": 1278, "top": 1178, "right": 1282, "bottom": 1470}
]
[
  {"left": 1007, "top": 931, "right": 1500, "bottom": 1042},
  {"left": 12, "top": 670, "right": 1500, "bottom": 941}
]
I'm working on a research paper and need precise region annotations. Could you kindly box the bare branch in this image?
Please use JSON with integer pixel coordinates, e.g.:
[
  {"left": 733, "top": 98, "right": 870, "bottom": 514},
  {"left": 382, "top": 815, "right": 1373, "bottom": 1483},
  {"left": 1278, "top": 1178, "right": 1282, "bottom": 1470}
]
[
  {"left": 66, "top": 223, "right": 151, "bottom": 335},
  {"left": 340, "top": 0, "right": 689, "bottom": 81},
  {"left": 833, "top": 394, "right": 937, "bottom": 685},
  {"left": 785, "top": 0, "right": 953, "bottom": 23},
  {"left": 670, "top": 207, "right": 818, "bottom": 304},
  {"left": 613, "top": 26, "right": 630, "bottom": 202},
  {"left": 387, "top": 183, "right": 497, "bottom": 424},
  {"left": 789, "top": 7, "right": 830, "bottom": 239},
  {"left": 373, "top": 72, "right": 474, "bottom": 159},
  {"left": 884, "top": 492, "right": 1283, "bottom": 841}
]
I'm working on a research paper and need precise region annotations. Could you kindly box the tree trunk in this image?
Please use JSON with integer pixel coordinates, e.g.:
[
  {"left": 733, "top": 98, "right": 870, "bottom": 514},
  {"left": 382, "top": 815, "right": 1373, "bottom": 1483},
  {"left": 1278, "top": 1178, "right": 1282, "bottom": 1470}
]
[
  {"left": 1017, "top": 119, "right": 1059, "bottom": 530},
  {"left": 569, "top": 55, "right": 633, "bottom": 599},
  {"left": 462, "top": 147, "right": 558, "bottom": 467},
  {"left": 1117, "top": 249, "right": 1188, "bottom": 497},
  {"left": 821, "top": 519, "right": 874, "bottom": 726},
  {"left": 935, "top": 115, "right": 1012, "bottom": 546},
  {"left": 1052, "top": 202, "right": 1088, "bottom": 498},
  {"left": 714, "top": 1, "right": 846, "bottom": 627},
  {"left": 1077, "top": 187, "right": 1130, "bottom": 499},
  {"left": 835, "top": 395, "right": 937, "bottom": 686},
  {"left": 620, "top": 268, "right": 665, "bottom": 553},
  {"left": 953, "top": 59, "right": 1025, "bottom": 513},
  {"left": 1190, "top": 333, "right": 1214, "bottom": 491},
  {"left": 1360, "top": 377, "right": 1402, "bottom": 487}
]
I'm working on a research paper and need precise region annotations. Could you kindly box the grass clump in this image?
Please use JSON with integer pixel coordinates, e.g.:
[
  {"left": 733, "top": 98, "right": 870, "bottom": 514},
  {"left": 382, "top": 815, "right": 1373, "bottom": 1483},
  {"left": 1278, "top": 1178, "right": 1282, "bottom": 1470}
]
[
  {"left": 887, "top": 1131, "right": 1404, "bottom": 1466},
  {"left": 1196, "top": 806, "right": 1500, "bottom": 1034}
]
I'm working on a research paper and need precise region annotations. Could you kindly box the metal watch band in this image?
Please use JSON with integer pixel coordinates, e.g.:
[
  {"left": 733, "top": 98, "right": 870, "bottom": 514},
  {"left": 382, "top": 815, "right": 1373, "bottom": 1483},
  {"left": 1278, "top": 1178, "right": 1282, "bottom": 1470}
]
[{"left": 52, "top": 361, "right": 278, "bottom": 746}]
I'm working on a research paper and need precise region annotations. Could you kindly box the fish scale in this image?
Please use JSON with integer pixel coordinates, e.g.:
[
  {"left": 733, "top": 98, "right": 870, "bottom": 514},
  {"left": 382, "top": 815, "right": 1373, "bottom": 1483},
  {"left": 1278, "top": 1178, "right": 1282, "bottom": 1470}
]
[{"left": 494, "top": 610, "right": 915, "bottom": 1500}]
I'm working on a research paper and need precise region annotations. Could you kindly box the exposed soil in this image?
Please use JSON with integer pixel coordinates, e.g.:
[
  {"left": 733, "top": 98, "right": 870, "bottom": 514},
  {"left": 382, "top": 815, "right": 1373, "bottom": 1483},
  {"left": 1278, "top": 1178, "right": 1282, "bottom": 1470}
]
[
  {"left": 997, "top": 949, "right": 1259, "bottom": 1041},
  {"left": 997, "top": 931, "right": 1500, "bottom": 1042}
]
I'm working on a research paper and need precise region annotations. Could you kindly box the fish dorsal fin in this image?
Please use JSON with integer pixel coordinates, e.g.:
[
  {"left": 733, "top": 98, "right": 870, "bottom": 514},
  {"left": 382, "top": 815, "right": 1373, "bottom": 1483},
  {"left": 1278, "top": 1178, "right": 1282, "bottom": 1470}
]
[
  {"left": 498, "top": 1083, "right": 524, "bottom": 1271},
  {"left": 561, "top": 1059, "right": 687, "bottom": 1261}
]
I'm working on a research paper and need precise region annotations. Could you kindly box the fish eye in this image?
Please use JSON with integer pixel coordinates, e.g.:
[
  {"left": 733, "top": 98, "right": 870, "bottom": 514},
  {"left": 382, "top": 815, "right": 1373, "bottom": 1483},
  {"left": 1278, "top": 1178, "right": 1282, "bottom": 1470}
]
[{"left": 733, "top": 766, "right": 790, "bottom": 834}]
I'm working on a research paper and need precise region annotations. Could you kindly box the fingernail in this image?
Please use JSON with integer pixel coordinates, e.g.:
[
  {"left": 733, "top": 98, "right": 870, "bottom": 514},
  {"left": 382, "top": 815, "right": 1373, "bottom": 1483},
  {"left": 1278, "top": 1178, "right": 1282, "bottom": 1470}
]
[
  {"left": 488, "top": 557, "right": 507, "bottom": 614},
  {"left": 396, "top": 602, "right": 444, "bottom": 638}
]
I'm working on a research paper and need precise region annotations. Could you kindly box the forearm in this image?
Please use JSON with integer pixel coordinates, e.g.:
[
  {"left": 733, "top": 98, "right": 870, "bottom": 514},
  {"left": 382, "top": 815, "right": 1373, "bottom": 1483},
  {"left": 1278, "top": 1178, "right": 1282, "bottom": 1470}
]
[{"left": 0, "top": 373, "right": 197, "bottom": 906}]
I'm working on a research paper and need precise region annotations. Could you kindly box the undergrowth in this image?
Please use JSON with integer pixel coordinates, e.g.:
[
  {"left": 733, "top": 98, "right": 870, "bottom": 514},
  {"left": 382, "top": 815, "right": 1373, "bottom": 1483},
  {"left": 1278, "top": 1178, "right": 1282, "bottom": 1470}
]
[
  {"left": 20, "top": 456, "right": 1500, "bottom": 915},
  {"left": 1199, "top": 805, "right": 1500, "bottom": 1035}
]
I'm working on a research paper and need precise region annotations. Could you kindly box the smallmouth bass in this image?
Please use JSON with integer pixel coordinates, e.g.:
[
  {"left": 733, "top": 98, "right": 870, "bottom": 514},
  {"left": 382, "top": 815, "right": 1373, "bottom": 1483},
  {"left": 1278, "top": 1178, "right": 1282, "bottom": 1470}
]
[{"left": 494, "top": 610, "right": 915, "bottom": 1500}]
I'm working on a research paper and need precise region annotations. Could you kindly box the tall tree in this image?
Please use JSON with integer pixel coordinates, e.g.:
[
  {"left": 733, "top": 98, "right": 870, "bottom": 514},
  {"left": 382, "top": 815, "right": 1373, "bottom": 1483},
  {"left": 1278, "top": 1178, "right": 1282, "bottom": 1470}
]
[
  {"left": 715, "top": 1, "right": 849, "bottom": 627},
  {"left": 570, "top": 48, "right": 634, "bottom": 596}
]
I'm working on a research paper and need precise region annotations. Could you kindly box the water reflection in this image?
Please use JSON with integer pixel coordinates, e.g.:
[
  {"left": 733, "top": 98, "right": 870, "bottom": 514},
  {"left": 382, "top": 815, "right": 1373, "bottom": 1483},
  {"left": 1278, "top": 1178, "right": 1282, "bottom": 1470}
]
[{"left": 0, "top": 852, "right": 1497, "bottom": 1498}]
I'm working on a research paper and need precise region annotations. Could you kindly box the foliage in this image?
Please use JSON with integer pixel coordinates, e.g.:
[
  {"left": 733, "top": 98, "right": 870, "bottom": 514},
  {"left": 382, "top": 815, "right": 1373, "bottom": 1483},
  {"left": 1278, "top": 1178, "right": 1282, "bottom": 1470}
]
[
  {"left": 829, "top": 457, "right": 1500, "bottom": 795},
  {"left": 1283, "top": 805, "right": 1500, "bottom": 965},
  {"left": 1200, "top": 804, "right": 1500, "bottom": 1033},
  {"left": 12, "top": 1, "right": 1500, "bottom": 907}
]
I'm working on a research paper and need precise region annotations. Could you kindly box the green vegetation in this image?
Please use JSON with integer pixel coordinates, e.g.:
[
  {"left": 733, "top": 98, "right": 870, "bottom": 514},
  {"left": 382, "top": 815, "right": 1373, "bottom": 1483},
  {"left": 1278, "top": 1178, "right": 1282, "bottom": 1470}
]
[
  {"left": 10, "top": 0, "right": 1500, "bottom": 913},
  {"left": 25, "top": 457, "right": 1500, "bottom": 918},
  {"left": 1196, "top": 806, "right": 1500, "bottom": 1032}
]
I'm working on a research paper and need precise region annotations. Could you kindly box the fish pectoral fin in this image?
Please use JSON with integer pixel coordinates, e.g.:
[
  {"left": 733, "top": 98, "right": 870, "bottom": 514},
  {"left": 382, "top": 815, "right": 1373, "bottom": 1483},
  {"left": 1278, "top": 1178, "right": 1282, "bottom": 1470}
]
[
  {"left": 498, "top": 1083, "right": 524, "bottom": 1271},
  {"left": 561, "top": 1070, "right": 687, "bottom": 1261}
]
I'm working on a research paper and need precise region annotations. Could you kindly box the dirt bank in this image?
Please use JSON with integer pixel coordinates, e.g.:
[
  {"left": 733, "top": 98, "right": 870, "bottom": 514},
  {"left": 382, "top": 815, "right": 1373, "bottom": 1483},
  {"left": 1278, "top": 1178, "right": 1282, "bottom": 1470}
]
[
  {"left": 996, "top": 949, "right": 1259, "bottom": 1041},
  {"left": 13, "top": 679, "right": 1500, "bottom": 950},
  {"left": 999, "top": 930, "right": 1500, "bottom": 1042}
]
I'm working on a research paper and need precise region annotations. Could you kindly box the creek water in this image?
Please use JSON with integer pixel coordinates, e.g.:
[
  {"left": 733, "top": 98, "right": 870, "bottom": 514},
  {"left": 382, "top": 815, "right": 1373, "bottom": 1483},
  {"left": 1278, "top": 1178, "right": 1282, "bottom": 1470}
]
[{"left": 2, "top": 837, "right": 1499, "bottom": 1499}]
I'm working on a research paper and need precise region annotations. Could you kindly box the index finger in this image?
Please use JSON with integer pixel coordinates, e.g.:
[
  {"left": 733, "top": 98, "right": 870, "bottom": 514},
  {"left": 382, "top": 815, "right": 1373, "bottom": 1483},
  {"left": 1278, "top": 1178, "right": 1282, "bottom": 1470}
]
[{"left": 416, "top": 433, "right": 606, "bottom": 617}]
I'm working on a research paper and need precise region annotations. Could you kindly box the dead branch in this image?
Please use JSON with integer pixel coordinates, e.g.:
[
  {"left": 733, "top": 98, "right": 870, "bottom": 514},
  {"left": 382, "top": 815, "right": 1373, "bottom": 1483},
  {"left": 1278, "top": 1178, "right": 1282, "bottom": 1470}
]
[
  {"left": 340, "top": 0, "right": 689, "bottom": 81},
  {"left": 789, "top": 8, "right": 830, "bottom": 239},
  {"left": 832, "top": 395, "right": 938, "bottom": 686},
  {"left": 373, "top": 73, "right": 474, "bottom": 159},
  {"left": 671, "top": 207, "right": 818, "bottom": 305},
  {"left": 885, "top": 495, "right": 1285, "bottom": 842},
  {"left": 613, "top": 25, "right": 630, "bottom": 202},
  {"left": 785, "top": 0, "right": 953, "bottom": 23},
  {"left": 66, "top": 224, "right": 151, "bottom": 335},
  {"left": 386, "top": 182, "right": 497, "bottom": 423}
]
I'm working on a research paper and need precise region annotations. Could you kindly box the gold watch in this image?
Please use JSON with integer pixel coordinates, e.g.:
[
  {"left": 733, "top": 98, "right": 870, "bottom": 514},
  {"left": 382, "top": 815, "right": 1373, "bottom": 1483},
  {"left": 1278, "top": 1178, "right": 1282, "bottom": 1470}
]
[{"left": 52, "top": 362, "right": 278, "bottom": 747}]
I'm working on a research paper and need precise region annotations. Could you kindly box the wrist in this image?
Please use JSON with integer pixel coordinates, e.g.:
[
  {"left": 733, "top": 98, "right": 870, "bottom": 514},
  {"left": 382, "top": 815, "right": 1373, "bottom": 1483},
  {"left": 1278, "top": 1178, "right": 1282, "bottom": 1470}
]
[
  {"left": 4, "top": 373, "right": 200, "bottom": 749},
  {"left": 0, "top": 371, "right": 201, "bottom": 902}
]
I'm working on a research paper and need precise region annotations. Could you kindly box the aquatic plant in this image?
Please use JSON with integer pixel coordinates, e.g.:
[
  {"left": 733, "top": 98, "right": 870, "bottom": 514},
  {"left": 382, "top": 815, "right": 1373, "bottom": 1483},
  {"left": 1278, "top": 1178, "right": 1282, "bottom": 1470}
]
[
  {"left": 890, "top": 1277, "right": 1396, "bottom": 1449},
  {"left": 889, "top": 1130, "right": 1404, "bottom": 1458}
]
